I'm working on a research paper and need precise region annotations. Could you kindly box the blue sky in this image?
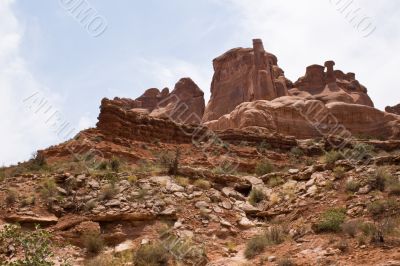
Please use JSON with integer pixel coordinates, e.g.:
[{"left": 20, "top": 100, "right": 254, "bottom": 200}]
[{"left": 1, "top": 0, "right": 400, "bottom": 165}]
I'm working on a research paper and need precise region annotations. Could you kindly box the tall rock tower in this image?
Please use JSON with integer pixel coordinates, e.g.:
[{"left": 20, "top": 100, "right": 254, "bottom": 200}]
[{"left": 202, "top": 39, "right": 289, "bottom": 122}]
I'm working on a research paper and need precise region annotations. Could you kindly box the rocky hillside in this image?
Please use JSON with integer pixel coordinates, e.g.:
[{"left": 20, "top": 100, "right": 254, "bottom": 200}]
[{"left": 1, "top": 39, "right": 400, "bottom": 266}]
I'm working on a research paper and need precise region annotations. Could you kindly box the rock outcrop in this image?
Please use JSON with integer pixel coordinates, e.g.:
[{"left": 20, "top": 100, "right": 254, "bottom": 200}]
[
  {"left": 129, "top": 77, "right": 205, "bottom": 124},
  {"left": 202, "top": 39, "right": 290, "bottom": 122},
  {"left": 290, "top": 60, "right": 374, "bottom": 107},
  {"left": 204, "top": 97, "right": 400, "bottom": 140},
  {"left": 386, "top": 104, "right": 400, "bottom": 115}
]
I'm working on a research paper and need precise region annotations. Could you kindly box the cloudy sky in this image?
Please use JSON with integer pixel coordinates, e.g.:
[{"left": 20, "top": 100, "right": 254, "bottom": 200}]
[{"left": 1, "top": 0, "right": 399, "bottom": 165}]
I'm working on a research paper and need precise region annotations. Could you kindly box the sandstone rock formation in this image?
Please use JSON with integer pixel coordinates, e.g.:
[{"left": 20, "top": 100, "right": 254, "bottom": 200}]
[
  {"left": 290, "top": 60, "right": 374, "bottom": 107},
  {"left": 129, "top": 77, "right": 205, "bottom": 124},
  {"left": 386, "top": 104, "right": 400, "bottom": 115},
  {"left": 202, "top": 39, "right": 290, "bottom": 122},
  {"left": 204, "top": 97, "right": 400, "bottom": 140}
]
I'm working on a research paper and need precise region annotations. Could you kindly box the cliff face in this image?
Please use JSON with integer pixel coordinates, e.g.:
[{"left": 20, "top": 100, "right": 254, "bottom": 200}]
[
  {"left": 202, "top": 39, "right": 290, "bottom": 122},
  {"left": 128, "top": 77, "right": 205, "bottom": 124}
]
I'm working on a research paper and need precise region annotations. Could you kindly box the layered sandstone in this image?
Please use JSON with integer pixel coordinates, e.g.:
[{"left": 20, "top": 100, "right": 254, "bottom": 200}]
[
  {"left": 290, "top": 60, "right": 374, "bottom": 107},
  {"left": 202, "top": 39, "right": 290, "bottom": 122},
  {"left": 386, "top": 104, "right": 400, "bottom": 115},
  {"left": 204, "top": 97, "right": 400, "bottom": 140},
  {"left": 130, "top": 77, "right": 205, "bottom": 124}
]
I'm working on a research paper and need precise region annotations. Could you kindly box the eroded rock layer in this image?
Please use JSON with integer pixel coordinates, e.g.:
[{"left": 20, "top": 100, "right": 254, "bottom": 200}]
[
  {"left": 204, "top": 97, "right": 400, "bottom": 140},
  {"left": 386, "top": 104, "right": 400, "bottom": 115},
  {"left": 128, "top": 77, "right": 205, "bottom": 124}
]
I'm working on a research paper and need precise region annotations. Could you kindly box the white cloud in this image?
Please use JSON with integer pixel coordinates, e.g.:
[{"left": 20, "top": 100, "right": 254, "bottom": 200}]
[
  {"left": 0, "top": 0, "right": 62, "bottom": 166},
  {"left": 228, "top": 0, "right": 400, "bottom": 110}
]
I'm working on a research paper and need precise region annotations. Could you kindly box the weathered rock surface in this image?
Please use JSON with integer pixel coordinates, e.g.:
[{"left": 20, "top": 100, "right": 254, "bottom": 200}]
[
  {"left": 205, "top": 97, "right": 400, "bottom": 139},
  {"left": 290, "top": 60, "right": 374, "bottom": 107},
  {"left": 113, "top": 77, "right": 205, "bottom": 124},
  {"left": 386, "top": 103, "right": 400, "bottom": 115},
  {"left": 202, "top": 39, "right": 290, "bottom": 122}
]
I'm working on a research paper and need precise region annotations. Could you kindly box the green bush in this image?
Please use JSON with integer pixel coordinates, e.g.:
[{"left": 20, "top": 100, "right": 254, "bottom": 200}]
[
  {"left": 323, "top": 150, "right": 343, "bottom": 164},
  {"left": 0, "top": 224, "right": 54, "bottom": 265},
  {"left": 194, "top": 179, "right": 211, "bottom": 190},
  {"left": 133, "top": 243, "right": 170, "bottom": 266},
  {"left": 345, "top": 180, "right": 360, "bottom": 193},
  {"left": 290, "top": 147, "right": 304, "bottom": 158},
  {"left": 244, "top": 234, "right": 269, "bottom": 259},
  {"left": 83, "top": 233, "right": 104, "bottom": 255},
  {"left": 248, "top": 188, "right": 265, "bottom": 206},
  {"left": 351, "top": 143, "right": 375, "bottom": 161},
  {"left": 110, "top": 157, "right": 121, "bottom": 172},
  {"left": 333, "top": 166, "right": 346, "bottom": 179},
  {"left": 314, "top": 208, "right": 346, "bottom": 233},
  {"left": 367, "top": 201, "right": 386, "bottom": 216},
  {"left": 255, "top": 159, "right": 274, "bottom": 176},
  {"left": 368, "top": 167, "right": 389, "bottom": 191},
  {"left": 5, "top": 189, "right": 17, "bottom": 206},
  {"left": 244, "top": 227, "right": 285, "bottom": 259},
  {"left": 39, "top": 177, "right": 58, "bottom": 199}
]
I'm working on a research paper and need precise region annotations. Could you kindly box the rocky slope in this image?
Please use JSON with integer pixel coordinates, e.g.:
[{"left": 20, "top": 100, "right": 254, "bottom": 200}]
[{"left": 1, "top": 39, "right": 400, "bottom": 266}]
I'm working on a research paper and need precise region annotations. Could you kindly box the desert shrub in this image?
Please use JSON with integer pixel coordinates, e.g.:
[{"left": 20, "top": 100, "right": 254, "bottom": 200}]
[
  {"left": 98, "top": 185, "right": 117, "bottom": 201},
  {"left": 244, "top": 234, "right": 269, "bottom": 259},
  {"left": 342, "top": 220, "right": 360, "bottom": 238},
  {"left": 5, "top": 189, "right": 17, "bottom": 206},
  {"left": 0, "top": 167, "right": 5, "bottom": 182},
  {"left": 368, "top": 167, "right": 389, "bottom": 191},
  {"left": 20, "top": 195, "right": 36, "bottom": 207},
  {"left": 85, "top": 253, "right": 132, "bottom": 266},
  {"left": 334, "top": 239, "right": 349, "bottom": 252},
  {"left": 39, "top": 177, "right": 58, "bottom": 199},
  {"left": 133, "top": 243, "right": 170, "bottom": 266},
  {"left": 367, "top": 200, "right": 386, "bottom": 216},
  {"left": 110, "top": 157, "right": 121, "bottom": 172},
  {"left": 83, "top": 233, "right": 104, "bottom": 255},
  {"left": 350, "top": 143, "right": 375, "bottom": 161},
  {"left": 194, "top": 179, "right": 211, "bottom": 190},
  {"left": 290, "top": 147, "right": 304, "bottom": 158},
  {"left": 212, "top": 161, "right": 237, "bottom": 175},
  {"left": 248, "top": 188, "right": 265, "bottom": 206},
  {"left": 102, "top": 172, "right": 119, "bottom": 186},
  {"left": 28, "top": 152, "right": 47, "bottom": 171},
  {"left": 384, "top": 173, "right": 400, "bottom": 195},
  {"left": 97, "top": 161, "right": 108, "bottom": 171},
  {"left": 277, "top": 258, "right": 296, "bottom": 266},
  {"left": 345, "top": 180, "right": 360, "bottom": 193},
  {"left": 175, "top": 176, "right": 189, "bottom": 187},
  {"left": 0, "top": 224, "right": 54, "bottom": 265},
  {"left": 268, "top": 176, "right": 284, "bottom": 188},
  {"left": 127, "top": 175, "right": 138, "bottom": 184},
  {"left": 244, "top": 227, "right": 285, "bottom": 259},
  {"left": 323, "top": 150, "right": 343, "bottom": 164},
  {"left": 314, "top": 208, "right": 346, "bottom": 233},
  {"left": 265, "top": 226, "right": 285, "bottom": 245},
  {"left": 333, "top": 166, "right": 346, "bottom": 179},
  {"left": 255, "top": 159, "right": 274, "bottom": 176},
  {"left": 158, "top": 148, "right": 181, "bottom": 175},
  {"left": 257, "top": 140, "right": 271, "bottom": 153}
]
